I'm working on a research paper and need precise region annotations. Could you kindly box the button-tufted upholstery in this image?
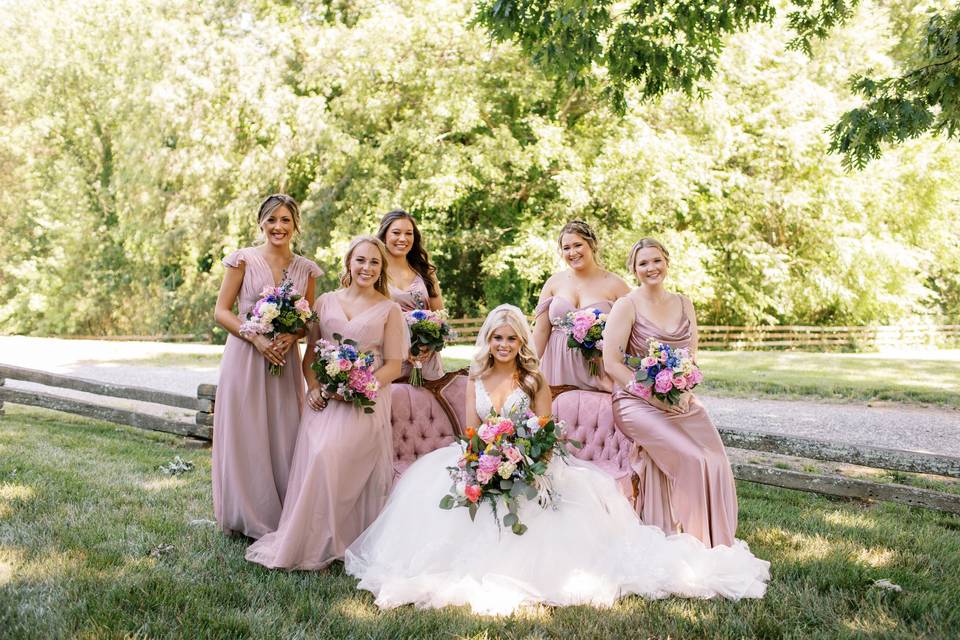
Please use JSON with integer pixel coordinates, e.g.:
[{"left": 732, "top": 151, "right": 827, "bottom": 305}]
[
  {"left": 438, "top": 374, "right": 468, "bottom": 433},
  {"left": 390, "top": 382, "right": 461, "bottom": 476},
  {"left": 552, "top": 389, "right": 636, "bottom": 501}
]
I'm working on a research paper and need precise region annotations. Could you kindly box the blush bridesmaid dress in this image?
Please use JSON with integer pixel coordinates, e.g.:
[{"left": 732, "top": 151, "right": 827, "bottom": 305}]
[
  {"left": 245, "top": 292, "right": 408, "bottom": 569},
  {"left": 212, "top": 248, "right": 321, "bottom": 539},
  {"left": 535, "top": 296, "right": 612, "bottom": 391},
  {"left": 611, "top": 296, "right": 739, "bottom": 547},
  {"left": 389, "top": 274, "right": 445, "bottom": 381}
]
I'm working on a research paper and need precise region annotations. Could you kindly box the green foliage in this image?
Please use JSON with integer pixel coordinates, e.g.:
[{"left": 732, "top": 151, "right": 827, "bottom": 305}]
[
  {"left": 829, "top": 4, "right": 960, "bottom": 168},
  {"left": 0, "top": 0, "right": 958, "bottom": 335}
]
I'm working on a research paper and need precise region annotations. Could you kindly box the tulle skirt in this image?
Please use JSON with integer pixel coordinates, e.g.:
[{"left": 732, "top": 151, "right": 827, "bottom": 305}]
[{"left": 345, "top": 445, "right": 769, "bottom": 615}]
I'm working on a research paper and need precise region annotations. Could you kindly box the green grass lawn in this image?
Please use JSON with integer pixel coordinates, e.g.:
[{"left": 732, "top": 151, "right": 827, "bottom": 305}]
[
  {"left": 2, "top": 406, "right": 959, "bottom": 639},
  {"left": 696, "top": 350, "right": 960, "bottom": 407}
]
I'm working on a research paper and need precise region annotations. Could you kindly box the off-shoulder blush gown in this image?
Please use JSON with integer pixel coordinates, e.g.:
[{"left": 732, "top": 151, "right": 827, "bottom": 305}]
[
  {"left": 245, "top": 293, "right": 409, "bottom": 570},
  {"left": 611, "top": 297, "right": 738, "bottom": 547},
  {"left": 345, "top": 379, "right": 769, "bottom": 615},
  {"left": 212, "top": 248, "right": 321, "bottom": 539},
  {"left": 390, "top": 274, "right": 444, "bottom": 381},
  {"left": 535, "top": 297, "right": 612, "bottom": 390}
]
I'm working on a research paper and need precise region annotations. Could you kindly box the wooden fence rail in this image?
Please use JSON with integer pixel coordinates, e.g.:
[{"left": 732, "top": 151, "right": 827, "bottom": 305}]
[
  {"left": 0, "top": 365, "right": 208, "bottom": 439},
  {"left": 447, "top": 320, "right": 960, "bottom": 348},
  {"left": 3, "top": 368, "right": 958, "bottom": 515}
]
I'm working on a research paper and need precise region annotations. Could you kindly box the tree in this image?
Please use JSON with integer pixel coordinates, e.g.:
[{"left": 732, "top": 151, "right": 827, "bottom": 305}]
[
  {"left": 472, "top": 1, "right": 960, "bottom": 167},
  {"left": 828, "top": 4, "right": 960, "bottom": 168}
]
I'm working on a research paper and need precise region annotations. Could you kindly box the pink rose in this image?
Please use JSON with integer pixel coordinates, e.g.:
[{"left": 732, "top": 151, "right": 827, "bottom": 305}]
[
  {"left": 628, "top": 382, "right": 652, "bottom": 399},
  {"left": 295, "top": 298, "right": 311, "bottom": 314},
  {"left": 476, "top": 469, "right": 493, "bottom": 485},
  {"left": 464, "top": 484, "right": 482, "bottom": 503},
  {"left": 496, "top": 418, "right": 515, "bottom": 437},
  {"left": 338, "top": 359, "right": 352, "bottom": 371},
  {"left": 641, "top": 356, "right": 658, "bottom": 369},
  {"left": 654, "top": 369, "right": 674, "bottom": 394},
  {"left": 688, "top": 369, "right": 704, "bottom": 385},
  {"left": 672, "top": 375, "right": 687, "bottom": 390},
  {"left": 478, "top": 422, "right": 499, "bottom": 444},
  {"left": 504, "top": 446, "right": 523, "bottom": 464}
]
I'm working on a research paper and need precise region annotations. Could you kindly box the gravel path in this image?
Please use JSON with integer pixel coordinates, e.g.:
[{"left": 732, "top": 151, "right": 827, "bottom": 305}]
[{"left": 2, "top": 336, "right": 958, "bottom": 455}]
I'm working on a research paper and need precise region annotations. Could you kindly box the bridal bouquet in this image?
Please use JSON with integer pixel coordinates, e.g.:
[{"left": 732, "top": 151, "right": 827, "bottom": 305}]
[
  {"left": 558, "top": 308, "right": 606, "bottom": 377},
  {"left": 239, "top": 275, "right": 316, "bottom": 375},
  {"left": 404, "top": 308, "right": 455, "bottom": 386},
  {"left": 439, "top": 412, "right": 580, "bottom": 535},
  {"left": 310, "top": 333, "right": 380, "bottom": 413},
  {"left": 624, "top": 338, "right": 703, "bottom": 404}
]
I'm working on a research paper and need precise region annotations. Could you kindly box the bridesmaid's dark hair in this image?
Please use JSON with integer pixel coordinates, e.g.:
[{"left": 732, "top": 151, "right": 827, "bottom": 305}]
[
  {"left": 376, "top": 210, "right": 438, "bottom": 298},
  {"left": 257, "top": 194, "right": 301, "bottom": 233}
]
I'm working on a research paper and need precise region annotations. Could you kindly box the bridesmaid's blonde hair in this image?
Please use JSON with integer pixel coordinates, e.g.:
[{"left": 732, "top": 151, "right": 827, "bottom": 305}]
[
  {"left": 340, "top": 236, "right": 390, "bottom": 297},
  {"left": 256, "top": 193, "right": 302, "bottom": 234},
  {"left": 558, "top": 220, "right": 600, "bottom": 258},
  {"left": 470, "top": 304, "right": 544, "bottom": 402},
  {"left": 626, "top": 237, "right": 670, "bottom": 283}
]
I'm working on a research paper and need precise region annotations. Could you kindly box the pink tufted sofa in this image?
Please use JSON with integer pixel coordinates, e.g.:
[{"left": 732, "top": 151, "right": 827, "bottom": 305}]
[{"left": 389, "top": 375, "right": 636, "bottom": 502}]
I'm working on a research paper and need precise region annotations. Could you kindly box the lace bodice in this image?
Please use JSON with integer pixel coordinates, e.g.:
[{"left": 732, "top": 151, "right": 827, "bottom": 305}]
[{"left": 474, "top": 378, "right": 531, "bottom": 422}]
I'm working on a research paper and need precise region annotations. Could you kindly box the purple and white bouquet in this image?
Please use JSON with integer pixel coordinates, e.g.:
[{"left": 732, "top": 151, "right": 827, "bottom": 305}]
[
  {"left": 404, "top": 308, "right": 455, "bottom": 386},
  {"left": 624, "top": 338, "right": 703, "bottom": 405},
  {"left": 311, "top": 333, "right": 380, "bottom": 414},
  {"left": 558, "top": 308, "right": 607, "bottom": 377},
  {"left": 239, "top": 275, "right": 315, "bottom": 375}
]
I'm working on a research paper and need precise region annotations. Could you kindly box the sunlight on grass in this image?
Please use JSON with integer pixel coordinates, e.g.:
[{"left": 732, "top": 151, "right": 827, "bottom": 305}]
[
  {"left": 335, "top": 597, "right": 381, "bottom": 621},
  {"left": 823, "top": 511, "right": 877, "bottom": 531},
  {"left": 0, "top": 546, "right": 23, "bottom": 585},
  {"left": 0, "top": 483, "right": 36, "bottom": 518},
  {"left": 698, "top": 350, "right": 960, "bottom": 405},
  {"left": 141, "top": 477, "right": 187, "bottom": 491},
  {"left": 842, "top": 609, "right": 900, "bottom": 634},
  {"left": 852, "top": 547, "right": 896, "bottom": 569}
]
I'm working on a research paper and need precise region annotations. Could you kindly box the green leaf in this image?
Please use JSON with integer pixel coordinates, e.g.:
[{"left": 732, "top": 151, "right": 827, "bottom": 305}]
[
  {"left": 439, "top": 495, "right": 455, "bottom": 509},
  {"left": 503, "top": 513, "right": 518, "bottom": 527}
]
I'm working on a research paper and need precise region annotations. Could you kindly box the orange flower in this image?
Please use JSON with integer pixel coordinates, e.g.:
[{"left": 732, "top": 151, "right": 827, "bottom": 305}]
[
  {"left": 538, "top": 416, "right": 550, "bottom": 427},
  {"left": 465, "top": 427, "right": 476, "bottom": 439}
]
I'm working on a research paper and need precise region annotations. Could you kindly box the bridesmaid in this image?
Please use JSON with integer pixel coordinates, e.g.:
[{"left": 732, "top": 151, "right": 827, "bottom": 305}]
[
  {"left": 212, "top": 194, "right": 321, "bottom": 539},
  {"left": 533, "top": 220, "right": 630, "bottom": 391},
  {"left": 376, "top": 209, "right": 445, "bottom": 382},
  {"left": 603, "top": 237, "right": 738, "bottom": 548},
  {"left": 246, "top": 236, "right": 408, "bottom": 570}
]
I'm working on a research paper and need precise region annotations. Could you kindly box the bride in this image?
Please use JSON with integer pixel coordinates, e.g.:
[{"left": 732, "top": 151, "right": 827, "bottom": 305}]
[{"left": 345, "top": 304, "right": 770, "bottom": 615}]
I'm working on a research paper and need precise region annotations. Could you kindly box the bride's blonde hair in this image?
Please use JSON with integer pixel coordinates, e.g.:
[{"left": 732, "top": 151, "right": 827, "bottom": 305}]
[{"left": 469, "top": 304, "right": 544, "bottom": 401}]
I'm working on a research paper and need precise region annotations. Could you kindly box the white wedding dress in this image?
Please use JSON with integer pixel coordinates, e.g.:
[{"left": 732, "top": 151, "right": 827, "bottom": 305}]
[{"left": 345, "top": 380, "right": 770, "bottom": 615}]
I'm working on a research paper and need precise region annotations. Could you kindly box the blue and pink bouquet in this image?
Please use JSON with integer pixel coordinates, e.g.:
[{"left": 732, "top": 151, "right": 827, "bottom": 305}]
[
  {"left": 558, "top": 308, "right": 607, "bottom": 377},
  {"left": 404, "top": 308, "right": 455, "bottom": 386},
  {"left": 239, "top": 275, "right": 315, "bottom": 375},
  {"left": 624, "top": 338, "right": 703, "bottom": 404},
  {"left": 311, "top": 333, "right": 380, "bottom": 414},
  {"left": 439, "top": 412, "right": 579, "bottom": 535}
]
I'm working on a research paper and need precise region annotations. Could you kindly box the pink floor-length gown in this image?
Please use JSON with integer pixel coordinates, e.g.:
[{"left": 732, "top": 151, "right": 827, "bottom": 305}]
[
  {"left": 390, "top": 274, "right": 445, "bottom": 381},
  {"left": 245, "top": 293, "right": 408, "bottom": 570},
  {"left": 611, "top": 297, "right": 739, "bottom": 548},
  {"left": 212, "top": 248, "right": 321, "bottom": 539},
  {"left": 535, "top": 297, "right": 612, "bottom": 390}
]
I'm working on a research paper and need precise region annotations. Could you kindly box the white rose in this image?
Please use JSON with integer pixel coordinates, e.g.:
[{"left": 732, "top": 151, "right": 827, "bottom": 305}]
[{"left": 526, "top": 416, "right": 541, "bottom": 433}]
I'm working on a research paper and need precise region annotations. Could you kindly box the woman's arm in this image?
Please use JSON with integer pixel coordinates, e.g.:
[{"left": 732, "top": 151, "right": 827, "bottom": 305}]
[
  {"left": 214, "top": 262, "right": 284, "bottom": 367},
  {"left": 532, "top": 278, "right": 554, "bottom": 358},
  {"left": 533, "top": 373, "right": 552, "bottom": 416},
  {"left": 465, "top": 376, "right": 480, "bottom": 430},
  {"left": 375, "top": 304, "right": 406, "bottom": 386},
  {"left": 601, "top": 296, "right": 637, "bottom": 388},
  {"left": 427, "top": 272, "right": 445, "bottom": 312},
  {"left": 682, "top": 294, "right": 699, "bottom": 361}
]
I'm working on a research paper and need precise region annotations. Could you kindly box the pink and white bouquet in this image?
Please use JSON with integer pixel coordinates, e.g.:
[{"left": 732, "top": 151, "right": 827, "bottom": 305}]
[
  {"left": 439, "top": 412, "right": 580, "bottom": 535},
  {"left": 558, "top": 308, "right": 607, "bottom": 377},
  {"left": 239, "top": 275, "right": 316, "bottom": 375},
  {"left": 404, "top": 308, "right": 455, "bottom": 386},
  {"left": 310, "top": 333, "right": 380, "bottom": 414},
  {"left": 624, "top": 338, "right": 703, "bottom": 405}
]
